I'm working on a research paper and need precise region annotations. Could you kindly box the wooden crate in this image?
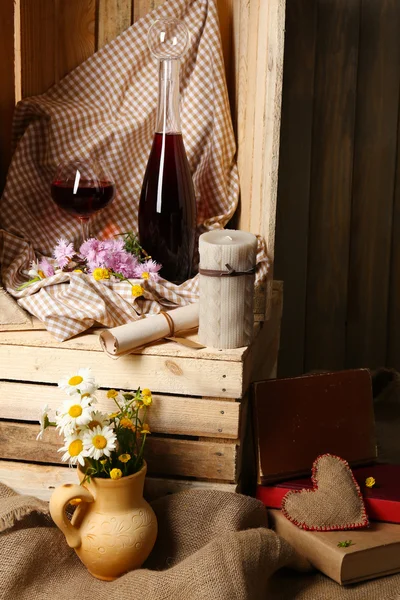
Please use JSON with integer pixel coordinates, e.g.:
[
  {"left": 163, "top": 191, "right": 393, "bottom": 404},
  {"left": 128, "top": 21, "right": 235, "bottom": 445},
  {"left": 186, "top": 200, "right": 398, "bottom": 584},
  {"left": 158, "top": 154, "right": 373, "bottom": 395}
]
[
  {"left": 0, "top": 0, "right": 285, "bottom": 499},
  {"left": 0, "top": 283, "right": 282, "bottom": 500}
]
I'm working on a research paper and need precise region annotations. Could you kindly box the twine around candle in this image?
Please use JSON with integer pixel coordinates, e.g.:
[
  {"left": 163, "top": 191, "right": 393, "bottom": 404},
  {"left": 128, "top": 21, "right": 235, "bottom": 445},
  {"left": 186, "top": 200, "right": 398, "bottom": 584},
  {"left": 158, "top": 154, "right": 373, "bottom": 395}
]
[{"left": 198, "top": 263, "right": 256, "bottom": 277}]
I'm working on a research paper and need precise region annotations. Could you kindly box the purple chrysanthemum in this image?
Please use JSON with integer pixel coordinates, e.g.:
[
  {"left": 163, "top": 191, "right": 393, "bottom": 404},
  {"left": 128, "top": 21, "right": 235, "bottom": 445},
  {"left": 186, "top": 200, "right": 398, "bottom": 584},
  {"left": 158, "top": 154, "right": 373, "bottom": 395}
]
[
  {"left": 53, "top": 238, "right": 75, "bottom": 269},
  {"left": 133, "top": 260, "right": 162, "bottom": 281}
]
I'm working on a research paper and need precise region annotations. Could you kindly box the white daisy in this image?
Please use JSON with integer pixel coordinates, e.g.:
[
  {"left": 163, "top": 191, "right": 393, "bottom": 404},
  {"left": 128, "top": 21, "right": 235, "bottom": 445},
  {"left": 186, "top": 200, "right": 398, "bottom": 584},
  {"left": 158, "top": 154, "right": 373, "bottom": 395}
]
[
  {"left": 58, "top": 432, "right": 87, "bottom": 467},
  {"left": 86, "top": 410, "right": 110, "bottom": 431},
  {"left": 58, "top": 368, "right": 98, "bottom": 396},
  {"left": 56, "top": 396, "right": 93, "bottom": 436},
  {"left": 83, "top": 425, "right": 117, "bottom": 461},
  {"left": 36, "top": 404, "right": 50, "bottom": 440}
]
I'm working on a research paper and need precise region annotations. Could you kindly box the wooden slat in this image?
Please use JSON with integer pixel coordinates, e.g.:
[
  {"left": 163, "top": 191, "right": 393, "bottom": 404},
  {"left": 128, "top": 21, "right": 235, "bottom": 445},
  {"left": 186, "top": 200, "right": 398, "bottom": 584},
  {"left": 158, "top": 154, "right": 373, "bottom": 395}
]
[
  {"left": 243, "top": 281, "right": 283, "bottom": 387},
  {"left": 274, "top": 0, "right": 317, "bottom": 377},
  {"left": 346, "top": 0, "right": 400, "bottom": 369},
  {"left": 97, "top": 0, "right": 133, "bottom": 50},
  {"left": 0, "top": 422, "right": 237, "bottom": 481},
  {"left": 0, "top": 0, "right": 16, "bottom": 191},
  {"left": 20, "top": 0, "right": 57, "bottom": 98},
  {"left": 388, "top": 96, "right": 400, "bottom": 368},
  {"left": 0, "top": 344, "right": 243, "bottom": 398},
  {"left": 235, "top": 0, "right": 285, "bottom": 289},
  {"left": 0, "top": 328, "right": 248, "bottom": 362},
  {"left": 20, "top": 0, "right": 96, "bottom": 98},
  {"left": 0, "top": 381, "right": 240, "bottom": 439},
  {"left": 133, "top": 0, "right": 164, "bottom": 22},
  {"left": 57, "top": 0, "right": 96, "bottom": 80},
  {"left": 305, "top": 1, "right": 360, "bottom": 371},
  {"left": 0, "top": 460, "right": 236, "bottom": 502}
]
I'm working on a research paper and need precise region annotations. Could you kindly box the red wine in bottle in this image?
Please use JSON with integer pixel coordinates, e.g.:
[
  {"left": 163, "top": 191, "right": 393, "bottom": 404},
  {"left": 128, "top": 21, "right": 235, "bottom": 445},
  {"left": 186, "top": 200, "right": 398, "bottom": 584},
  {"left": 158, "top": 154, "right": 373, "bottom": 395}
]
[
  {"left": 138, "top": 59, "right": 197, "bottom": 285},
  {"left": 139, "top": 132, "right": 196, "bottom": 284},
  {"left": 51, "top": 180, "right": 115, "bottom": 217}
]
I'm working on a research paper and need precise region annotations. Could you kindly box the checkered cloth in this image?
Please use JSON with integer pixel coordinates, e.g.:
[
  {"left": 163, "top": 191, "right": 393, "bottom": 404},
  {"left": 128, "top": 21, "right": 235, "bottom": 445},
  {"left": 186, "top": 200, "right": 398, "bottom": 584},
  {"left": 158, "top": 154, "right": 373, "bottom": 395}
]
[{"left": 0, "top": 0, "right": 269, "bottom": 342}]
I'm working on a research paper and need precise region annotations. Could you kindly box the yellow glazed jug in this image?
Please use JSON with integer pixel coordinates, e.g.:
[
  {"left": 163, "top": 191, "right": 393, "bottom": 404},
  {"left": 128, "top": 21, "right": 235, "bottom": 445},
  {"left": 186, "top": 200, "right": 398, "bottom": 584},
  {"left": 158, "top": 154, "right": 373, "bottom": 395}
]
[{"left": 49, "top": 462, "right": 157, "bottom": 580}]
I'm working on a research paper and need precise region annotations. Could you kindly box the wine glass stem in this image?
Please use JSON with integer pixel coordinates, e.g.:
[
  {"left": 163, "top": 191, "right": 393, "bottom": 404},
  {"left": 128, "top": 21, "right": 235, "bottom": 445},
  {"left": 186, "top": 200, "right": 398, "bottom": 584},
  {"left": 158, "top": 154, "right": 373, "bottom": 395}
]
[{"left": 80, "top": 218, "right": 90, "bottom": 242}]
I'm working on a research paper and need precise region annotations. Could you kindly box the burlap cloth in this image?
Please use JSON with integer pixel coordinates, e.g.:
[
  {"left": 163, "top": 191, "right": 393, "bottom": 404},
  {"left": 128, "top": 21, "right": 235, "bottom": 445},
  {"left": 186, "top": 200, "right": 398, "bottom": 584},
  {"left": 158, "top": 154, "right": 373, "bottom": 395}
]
[
  {"left": 0, "top": 0, "right": 269, "bottom": 342},
  {"left": 1, "top": 484, "right": 400, "bottom": 599}
]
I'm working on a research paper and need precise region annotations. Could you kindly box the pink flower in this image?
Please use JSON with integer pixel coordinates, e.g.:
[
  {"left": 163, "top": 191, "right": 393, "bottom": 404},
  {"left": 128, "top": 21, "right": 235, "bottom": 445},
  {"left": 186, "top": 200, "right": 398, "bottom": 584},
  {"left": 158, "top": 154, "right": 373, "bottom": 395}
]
[
  {"left": 114, "top": 253, "right": 139, "bottom": 278},
  {"left": 38, "top": 257, "right": 55, "bottom": 277},
  {"left": 133, "top": 260, "right": 161, "bottom": 281},
  {"left": 80, "top": 238, "right": 107, "bottom": 271},
  {"left": 53, "top": 238, "right": 75, "bottom": 269}
]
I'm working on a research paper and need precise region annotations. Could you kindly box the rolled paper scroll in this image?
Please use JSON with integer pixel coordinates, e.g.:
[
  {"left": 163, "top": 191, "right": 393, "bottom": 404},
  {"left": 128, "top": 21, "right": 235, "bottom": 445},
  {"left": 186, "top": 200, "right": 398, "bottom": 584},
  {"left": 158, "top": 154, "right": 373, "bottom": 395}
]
[
  {"left": 198, "top": 230, "right": 257, "bottom": 349},
  {"left": 99, "top": 303, "right": 200, "bottom": 358}
]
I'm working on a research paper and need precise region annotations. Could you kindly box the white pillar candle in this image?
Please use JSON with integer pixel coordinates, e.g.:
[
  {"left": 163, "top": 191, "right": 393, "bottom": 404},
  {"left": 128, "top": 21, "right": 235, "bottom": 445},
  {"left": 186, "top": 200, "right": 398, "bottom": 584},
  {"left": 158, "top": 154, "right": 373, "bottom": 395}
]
[{"left": 198, "top": 230, "right": 257, "bottom": 349}]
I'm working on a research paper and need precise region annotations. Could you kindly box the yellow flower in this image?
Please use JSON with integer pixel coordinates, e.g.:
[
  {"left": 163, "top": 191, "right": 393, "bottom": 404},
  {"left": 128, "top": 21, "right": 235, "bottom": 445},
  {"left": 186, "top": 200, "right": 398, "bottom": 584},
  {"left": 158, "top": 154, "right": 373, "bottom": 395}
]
[
  {"left": 141, "top": 272, "right": 150, "bottom": 280},
  {"left": 131, "top": 284, "right": 144, "bottom": 298},
  {"left": 38, "top": 270, "right": 45, "bottom": 279},
  {"left": 107, "top": 389, "right": 119, "bottom": 399},
  {"left": 73, "top": 269, "right": 83, "bottom": 274},
  {"left": 136, "top": 400, "right": 144, "bottom": 409},
  {"left": 365, "top": 477, "right": 376, "bottom": 489},
  {"left": 141, "top": 423, "right": 151, "bottom": 435},
  {"left": 110, "top": 468, "right": 123, "bottom": 480},
  {"left": 118, "top": 453, "right": 131, "bottom": 463},
  {"left": 120, "top": 417, "right": 135, "bottom": 431},
  {"left": 142, "top": 388, "right": 152, "bottom": 396},
  {"left": 142, "top": 394, "right": 152, "bottom": 406},
  {"left": 100, "top": 459, "right": 108, "bottom": 465},
  {"left": 93, "top": 268, "right": 110, "bottom": 281}
]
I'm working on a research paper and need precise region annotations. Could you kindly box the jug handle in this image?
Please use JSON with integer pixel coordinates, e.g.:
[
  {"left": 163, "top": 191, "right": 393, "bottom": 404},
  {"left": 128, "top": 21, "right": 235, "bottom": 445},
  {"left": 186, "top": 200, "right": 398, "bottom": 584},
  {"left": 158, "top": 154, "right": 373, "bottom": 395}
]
[{"left": 49, "top": 483, "right": 94, "bottom": 549}]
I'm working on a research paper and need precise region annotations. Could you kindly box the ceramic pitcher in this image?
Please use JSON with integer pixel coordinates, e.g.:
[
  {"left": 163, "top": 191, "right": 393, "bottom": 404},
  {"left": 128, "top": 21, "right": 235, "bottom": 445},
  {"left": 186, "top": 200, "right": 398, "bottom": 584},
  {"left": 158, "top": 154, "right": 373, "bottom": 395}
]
[{"left": 49, "top": 462, "right": 157, "bottom": 580}]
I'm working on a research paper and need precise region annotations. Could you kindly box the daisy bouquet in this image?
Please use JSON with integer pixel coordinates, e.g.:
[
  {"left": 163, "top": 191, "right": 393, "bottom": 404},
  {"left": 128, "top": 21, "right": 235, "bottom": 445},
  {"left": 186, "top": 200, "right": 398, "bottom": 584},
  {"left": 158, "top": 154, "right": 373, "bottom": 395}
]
[
  {"left": 19, "top": 231, "right": 162, "bottom": 299},
  {"left": 38, "top": 368, "right": 153, "bottom": 482}
]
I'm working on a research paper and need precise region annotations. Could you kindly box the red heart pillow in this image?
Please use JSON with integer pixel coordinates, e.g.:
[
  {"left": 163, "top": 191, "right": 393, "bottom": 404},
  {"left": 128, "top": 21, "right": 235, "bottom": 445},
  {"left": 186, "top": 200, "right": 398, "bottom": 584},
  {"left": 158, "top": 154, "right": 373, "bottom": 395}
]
[{"left": 281, "top": 454, "right": 369, "bottom": 531}]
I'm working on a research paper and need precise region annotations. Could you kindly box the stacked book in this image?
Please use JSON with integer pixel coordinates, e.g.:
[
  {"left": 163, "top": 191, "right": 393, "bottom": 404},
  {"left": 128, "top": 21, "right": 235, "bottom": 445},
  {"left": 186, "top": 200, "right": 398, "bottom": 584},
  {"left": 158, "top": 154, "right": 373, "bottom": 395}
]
[
  {"left": 259, "top": 464, "right": 400, "bottom": 585},
  {"left": 253, "top": 371, "right": 400, "bottom": 586}
]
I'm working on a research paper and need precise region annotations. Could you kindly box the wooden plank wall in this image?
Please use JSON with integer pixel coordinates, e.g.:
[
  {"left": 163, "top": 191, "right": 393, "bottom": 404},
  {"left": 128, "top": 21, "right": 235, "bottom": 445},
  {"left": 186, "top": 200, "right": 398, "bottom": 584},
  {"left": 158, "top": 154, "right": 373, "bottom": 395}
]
[{"left": 275, "top": 0, "right": 400, "bottom": 376}]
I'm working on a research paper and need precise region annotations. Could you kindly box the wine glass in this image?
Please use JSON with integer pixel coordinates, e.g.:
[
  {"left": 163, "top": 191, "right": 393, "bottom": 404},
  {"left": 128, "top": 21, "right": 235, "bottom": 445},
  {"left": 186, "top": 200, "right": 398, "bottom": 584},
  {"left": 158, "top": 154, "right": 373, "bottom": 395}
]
[{"left": 50, "top": 159, "right": 116, "bottom": 243}]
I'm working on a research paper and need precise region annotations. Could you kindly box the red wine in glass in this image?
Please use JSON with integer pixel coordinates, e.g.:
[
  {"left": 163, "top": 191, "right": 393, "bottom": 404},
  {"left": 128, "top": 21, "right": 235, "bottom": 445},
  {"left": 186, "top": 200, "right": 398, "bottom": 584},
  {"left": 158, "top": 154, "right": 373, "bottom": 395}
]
[
  {"left": 51, "top": 180, "right": 115, "bottom": 217},
  {"left": 50, "top": 160, "right": 116, "bottom": 243},
  {"left": 139, "top": 132, "right": 196, "bottom": 284}
]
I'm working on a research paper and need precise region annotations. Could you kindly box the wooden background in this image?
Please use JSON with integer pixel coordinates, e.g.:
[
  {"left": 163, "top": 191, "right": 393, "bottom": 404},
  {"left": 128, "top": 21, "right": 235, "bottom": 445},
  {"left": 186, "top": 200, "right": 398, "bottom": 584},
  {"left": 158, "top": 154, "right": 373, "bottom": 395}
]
[{"left": 275, "top": 0, "right": 400, "bottom": 377}]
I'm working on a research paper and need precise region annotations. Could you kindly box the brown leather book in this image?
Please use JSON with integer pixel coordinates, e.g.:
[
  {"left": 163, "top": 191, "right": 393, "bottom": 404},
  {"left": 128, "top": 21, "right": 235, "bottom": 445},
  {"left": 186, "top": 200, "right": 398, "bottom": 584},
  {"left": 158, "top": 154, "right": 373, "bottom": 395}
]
[
  {"left": 254, "top": 370, "right": 377, "bottom": 483},
  {"left": 269, "top": 509, "right": 400, "bottom": 585}
]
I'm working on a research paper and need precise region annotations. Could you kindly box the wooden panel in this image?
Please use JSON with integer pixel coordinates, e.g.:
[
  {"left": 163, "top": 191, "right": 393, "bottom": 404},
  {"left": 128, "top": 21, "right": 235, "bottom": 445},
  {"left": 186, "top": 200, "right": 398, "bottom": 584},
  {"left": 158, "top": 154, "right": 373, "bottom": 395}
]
[
  {"left": 235, "top": 0, "right": 285, "bottom": 278},
  {"left": 0, "top": 422, "right": 237, "bottom": 481},
  {"left": 0, "top": 460, "right": 236, "bottom": 502},
  {"left": 0, "top": 344, "right": 243, "bottom": 398},
  {"left": 347, "top": 0, "right": 400, "bottom": 369},
  {"left": 0, "top": 0, "right": 16, "bottom": 192},
  {"left": 20, "top": 0, "right": 96, "bottom": 98},
  {"left": 388, "top": 108, "right": 400, "bottom": 367},
  {"left": 305, "top": 1, "right": 360, "bottom": 372},
  {"left": 20, "top": 0, "right": 57, "bottom": 98},
  {"left": 97, "top": 0, "right": 133, "bottom": 50},
  {"left": 0, "top": 328, "right": 247, "bottom": 362},
  {"left": 133, "top": 0, "right": 164, "bottom": 22},
  {"left": 57, "top": 0, "right": 96, "bottom": 80},
  {"left": 274, "top": 0, "right": 317, "bottom": 377},
  {"left": 0, "top": 381, "right": 240, "bottom": 439}
]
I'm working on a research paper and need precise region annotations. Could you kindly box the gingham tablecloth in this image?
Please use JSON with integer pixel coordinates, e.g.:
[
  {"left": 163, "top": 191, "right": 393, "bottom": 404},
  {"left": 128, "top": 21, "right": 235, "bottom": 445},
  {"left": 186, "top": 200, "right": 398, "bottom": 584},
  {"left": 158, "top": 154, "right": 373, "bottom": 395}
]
[{"left": 0, "top": 0, "right": 269, "bottom": 341}]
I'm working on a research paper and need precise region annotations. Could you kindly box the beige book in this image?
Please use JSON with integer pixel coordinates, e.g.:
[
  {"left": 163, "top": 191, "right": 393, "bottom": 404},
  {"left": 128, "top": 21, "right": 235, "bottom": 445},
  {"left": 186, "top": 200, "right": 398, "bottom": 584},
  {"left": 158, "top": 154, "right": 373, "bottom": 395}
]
[{"left": 269, "top": 509, "right": 400, "bottom": 585}]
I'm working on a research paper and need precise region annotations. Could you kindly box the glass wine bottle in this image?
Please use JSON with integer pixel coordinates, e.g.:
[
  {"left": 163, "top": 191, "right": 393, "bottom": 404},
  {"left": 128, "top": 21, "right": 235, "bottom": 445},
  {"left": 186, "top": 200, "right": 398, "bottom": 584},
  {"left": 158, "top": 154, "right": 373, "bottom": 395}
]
[{"left": 139, "top": 19, "right": 197, "bottom": 285}]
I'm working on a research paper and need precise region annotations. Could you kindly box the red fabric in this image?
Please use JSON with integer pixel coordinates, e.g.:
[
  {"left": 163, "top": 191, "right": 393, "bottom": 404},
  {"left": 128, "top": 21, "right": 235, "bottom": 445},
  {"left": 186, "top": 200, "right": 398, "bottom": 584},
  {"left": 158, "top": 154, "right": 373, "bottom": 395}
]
[{"left": 257, "top": 464, "right": 400, "bottom": 524}]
